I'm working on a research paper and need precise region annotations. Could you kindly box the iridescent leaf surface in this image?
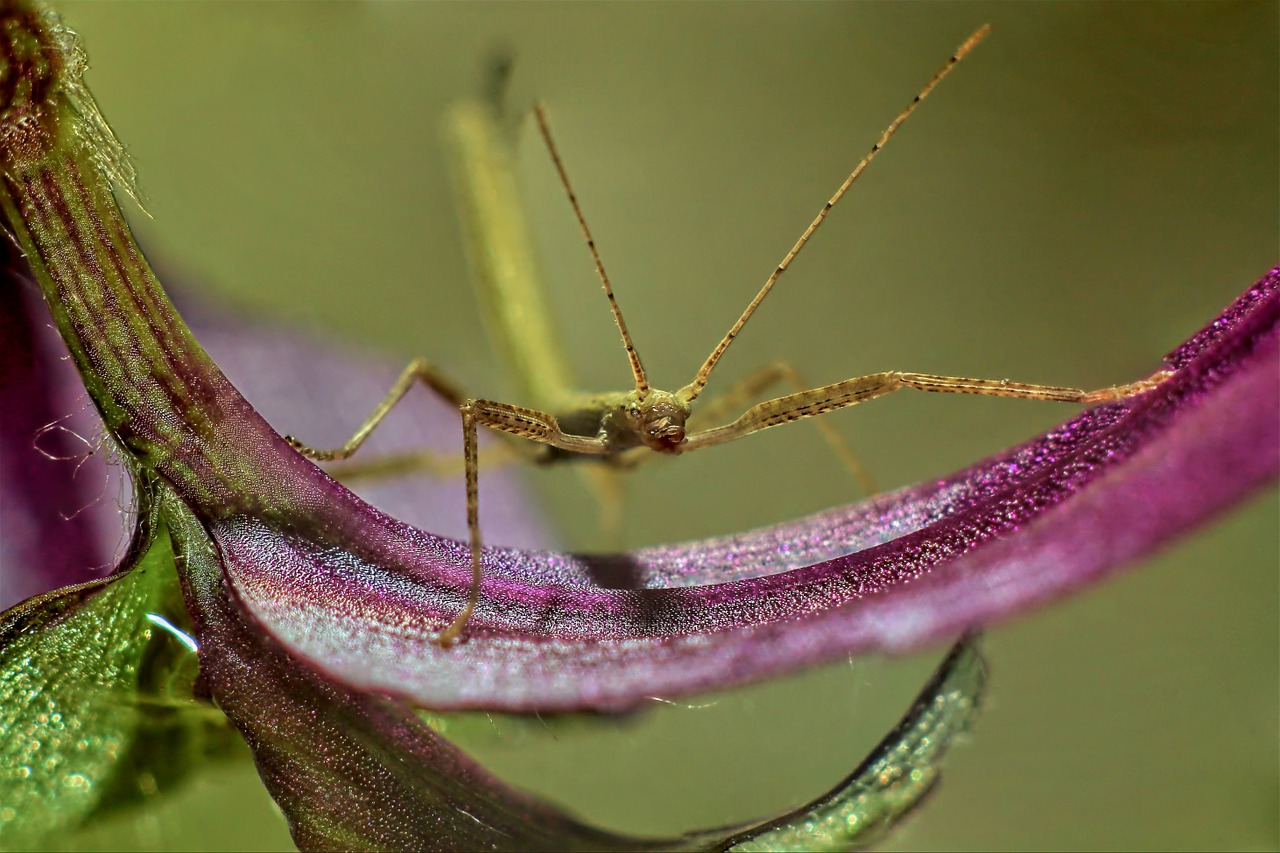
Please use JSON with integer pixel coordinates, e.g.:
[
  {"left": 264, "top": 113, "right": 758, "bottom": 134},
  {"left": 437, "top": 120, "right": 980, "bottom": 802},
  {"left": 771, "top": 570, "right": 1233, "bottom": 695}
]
[
  {"left": 169, "top": 488, "right": 987, "bottom": 852},
  {"left": 216, "top": 272, "right": 1278, "bottom": 711}
]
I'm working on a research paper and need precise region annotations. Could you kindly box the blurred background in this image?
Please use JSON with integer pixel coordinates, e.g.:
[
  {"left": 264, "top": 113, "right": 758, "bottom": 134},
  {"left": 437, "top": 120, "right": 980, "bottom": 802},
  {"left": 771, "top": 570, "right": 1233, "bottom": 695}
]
[{"left": 55, "top": 2, "right": 1276, "bottom": 850}]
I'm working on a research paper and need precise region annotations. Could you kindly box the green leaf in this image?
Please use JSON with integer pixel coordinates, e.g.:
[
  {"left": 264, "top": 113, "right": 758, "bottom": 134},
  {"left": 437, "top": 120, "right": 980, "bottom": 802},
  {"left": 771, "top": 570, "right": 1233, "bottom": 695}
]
[
  {"left": 725, "top": 638, "right": 986, "bottom": 852},
  {"left": 0, "top": 511, "right": 237, "bottom": 848}
]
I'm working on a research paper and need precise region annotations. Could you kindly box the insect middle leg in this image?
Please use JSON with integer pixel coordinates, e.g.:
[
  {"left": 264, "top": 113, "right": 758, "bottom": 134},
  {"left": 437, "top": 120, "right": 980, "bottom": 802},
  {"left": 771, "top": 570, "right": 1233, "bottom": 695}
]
[
  {"left": 285, "top": 357, "right": 469, "bottom": 462},
  {"left": 683, "top": 368, "right": 1174, "bottom": 454},
  {"left": 442, "top": 399, "right": 610, "bottom": 646},
  {"left": 322, "top": 442, "right": 523, "bottom": 484},
  {"left": 284, "top": 356, "right": 545, "bottom": 477},
  {"left": 291, "top": 369, "right": 608, "bottom": 646}
]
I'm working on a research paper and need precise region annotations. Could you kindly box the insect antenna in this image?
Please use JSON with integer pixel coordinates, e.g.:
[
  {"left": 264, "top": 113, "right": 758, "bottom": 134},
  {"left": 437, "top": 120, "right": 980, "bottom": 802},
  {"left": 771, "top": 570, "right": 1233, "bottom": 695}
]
[
  {"left": 680, "top": 24, "right": 991, "bottom": 403},
  {"left": 534, "top": 104, "right": 650, "bottom": 399}
]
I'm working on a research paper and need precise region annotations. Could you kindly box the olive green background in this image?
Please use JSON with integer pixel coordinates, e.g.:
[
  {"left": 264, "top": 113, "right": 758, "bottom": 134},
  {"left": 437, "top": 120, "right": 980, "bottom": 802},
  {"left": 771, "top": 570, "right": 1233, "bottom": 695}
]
[{"left": 52, "top": 2, "right": 1277, "bottom": 851}]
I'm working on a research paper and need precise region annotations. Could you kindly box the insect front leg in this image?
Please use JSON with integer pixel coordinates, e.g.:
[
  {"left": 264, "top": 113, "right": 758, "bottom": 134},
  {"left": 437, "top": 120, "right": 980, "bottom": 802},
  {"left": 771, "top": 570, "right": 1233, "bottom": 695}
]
[
  {"left": 682, "top": 368, "right": 1174, "bottom": 454},
  {"left": 437, "top": 399, "right": 610, "bottom": 647},
  {"left": 692, "top": 361, "right": 877, "bottom": 495}
]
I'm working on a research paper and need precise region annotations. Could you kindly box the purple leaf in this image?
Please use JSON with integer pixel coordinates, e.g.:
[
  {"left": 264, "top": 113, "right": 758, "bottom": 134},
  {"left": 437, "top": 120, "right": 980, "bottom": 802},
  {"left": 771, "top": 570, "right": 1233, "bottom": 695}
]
[
  {"left": 0, "top": 264, "right": 126, "bottom": 608},
  {"left": 212, "top": 271, "right": 1278, "bottom": 712},
  {"left": 170, "top": 489, "right": 988, "bottom": 851},
  {"left": 169, "top": 496, "right": 650, "bottom": 852}
]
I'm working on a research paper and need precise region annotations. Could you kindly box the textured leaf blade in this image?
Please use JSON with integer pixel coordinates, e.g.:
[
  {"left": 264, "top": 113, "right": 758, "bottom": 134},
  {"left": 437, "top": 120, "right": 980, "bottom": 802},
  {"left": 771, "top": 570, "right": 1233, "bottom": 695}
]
[
  {"left": 214, "top": 272, "right": 1279, "bottom": 711},
  {"left": 0, "top": 522, "right": 230, "bottom": 847},
  {"left": 171, "top": 488, "right": 983, "bottom": 852}
]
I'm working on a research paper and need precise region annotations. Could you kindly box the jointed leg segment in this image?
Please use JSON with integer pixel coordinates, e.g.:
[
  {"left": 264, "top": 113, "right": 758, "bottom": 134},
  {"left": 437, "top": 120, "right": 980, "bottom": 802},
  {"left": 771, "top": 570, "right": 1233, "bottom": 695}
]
[
  {"left": 285, "top": 358, "right": 467, "bottom": 461},
  {"left": 683, "top": 368, "right": 1174, "bottom": 453},
  {"left": 693, "top": 361, "right": 877, "bottom": 494},
  {"left": 286, "top": 357, "right": 619, "bottom": 646},
  {"left": 438, "top": 398, "right": 611, "bottom": 646},
  {"left": 323, "top": 443, "right": 521, "bottom": 484}
]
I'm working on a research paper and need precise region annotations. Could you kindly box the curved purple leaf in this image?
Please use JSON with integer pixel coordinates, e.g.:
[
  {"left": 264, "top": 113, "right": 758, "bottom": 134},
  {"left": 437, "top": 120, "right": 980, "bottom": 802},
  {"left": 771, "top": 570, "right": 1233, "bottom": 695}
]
[
  {"left": 170, "top": 497, "right": 649, "bottom": 853},
  {"left": 170, "top": 489, "right": 987, "bottom": 851},
  {"left": 215, "top": 270, "right": 1278, "bottom": 712}
]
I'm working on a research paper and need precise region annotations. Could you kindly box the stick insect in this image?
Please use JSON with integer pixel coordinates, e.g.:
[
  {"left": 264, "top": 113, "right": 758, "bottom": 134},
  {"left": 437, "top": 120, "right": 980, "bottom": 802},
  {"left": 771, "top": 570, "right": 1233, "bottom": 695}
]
[{"left": 288, "top": 25, "right": 1170, "bottom": 646}]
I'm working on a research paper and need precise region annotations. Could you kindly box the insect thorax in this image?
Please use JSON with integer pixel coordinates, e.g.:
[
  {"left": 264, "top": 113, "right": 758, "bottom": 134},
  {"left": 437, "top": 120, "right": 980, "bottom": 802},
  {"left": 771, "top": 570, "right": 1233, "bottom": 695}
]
[{"left": 537, "top": 389, "right": 691, "bottom": 465}]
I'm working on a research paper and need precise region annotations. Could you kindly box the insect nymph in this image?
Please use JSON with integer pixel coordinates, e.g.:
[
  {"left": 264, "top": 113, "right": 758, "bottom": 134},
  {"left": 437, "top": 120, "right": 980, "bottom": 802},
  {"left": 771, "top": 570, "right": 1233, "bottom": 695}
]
[{"left": 288, "top": 25, "right": 1169, "bottom": 645}]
